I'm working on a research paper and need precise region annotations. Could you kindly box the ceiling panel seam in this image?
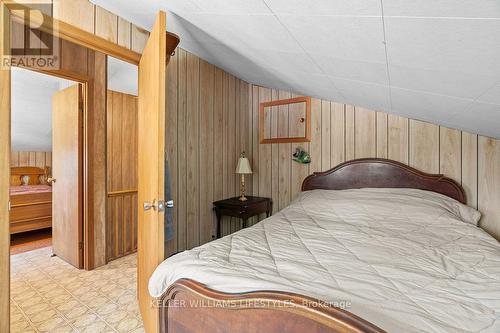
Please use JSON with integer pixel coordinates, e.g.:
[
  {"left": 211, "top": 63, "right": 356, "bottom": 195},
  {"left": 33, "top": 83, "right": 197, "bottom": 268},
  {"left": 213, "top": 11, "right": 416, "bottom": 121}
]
[
  {"left": 261, "top": 0, "right": 345, "bottom": 100},
  {"left": 380, "top": 0, "right": 393, "bottom": 112}
]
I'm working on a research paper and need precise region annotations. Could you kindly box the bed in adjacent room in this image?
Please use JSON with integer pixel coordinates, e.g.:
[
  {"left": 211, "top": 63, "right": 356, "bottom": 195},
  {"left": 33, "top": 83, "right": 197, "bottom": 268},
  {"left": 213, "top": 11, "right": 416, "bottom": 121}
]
[
  {"left": 10, "top": 167, "right": 52, "bottom": 235},
  {"left": 150, "top": 159, "right": 500, "bottom": 333}
]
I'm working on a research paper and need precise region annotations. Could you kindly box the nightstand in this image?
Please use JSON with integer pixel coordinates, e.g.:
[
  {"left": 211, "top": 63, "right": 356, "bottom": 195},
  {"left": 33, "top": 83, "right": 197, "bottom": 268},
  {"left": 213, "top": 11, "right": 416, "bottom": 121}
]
[{"left": 213, "top": 196, "right": 272, "bottom": 238}]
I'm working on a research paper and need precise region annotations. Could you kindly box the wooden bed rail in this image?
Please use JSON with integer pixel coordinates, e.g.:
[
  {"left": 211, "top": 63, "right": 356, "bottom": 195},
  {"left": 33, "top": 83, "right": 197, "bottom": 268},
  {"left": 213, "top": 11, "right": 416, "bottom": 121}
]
[{"left": 159, "top": 279, "right": 385, "bottom": 333}]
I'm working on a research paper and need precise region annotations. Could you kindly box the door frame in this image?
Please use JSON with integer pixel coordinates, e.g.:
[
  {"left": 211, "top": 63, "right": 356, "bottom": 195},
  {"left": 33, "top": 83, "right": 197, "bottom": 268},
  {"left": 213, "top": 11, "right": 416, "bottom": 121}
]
[{"left": 0, "top": 1, "right": 153, "bottom": 331}]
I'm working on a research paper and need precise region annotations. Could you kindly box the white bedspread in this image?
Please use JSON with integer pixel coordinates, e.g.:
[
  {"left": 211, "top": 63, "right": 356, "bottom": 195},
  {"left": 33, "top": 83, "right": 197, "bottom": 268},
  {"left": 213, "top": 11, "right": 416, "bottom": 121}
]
[{"left": 149, "top": 188, "right": 500, "bottom": 332}]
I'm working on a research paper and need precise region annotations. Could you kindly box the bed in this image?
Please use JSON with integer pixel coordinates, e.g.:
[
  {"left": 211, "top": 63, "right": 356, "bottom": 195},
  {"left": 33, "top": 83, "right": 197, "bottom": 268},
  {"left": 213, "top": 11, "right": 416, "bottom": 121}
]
[
  {"left": 151, "top": 158, "right": 500, "bottom": 333},
  {"left": 10, "top": 166, "right": 52, "bottom": 235}
]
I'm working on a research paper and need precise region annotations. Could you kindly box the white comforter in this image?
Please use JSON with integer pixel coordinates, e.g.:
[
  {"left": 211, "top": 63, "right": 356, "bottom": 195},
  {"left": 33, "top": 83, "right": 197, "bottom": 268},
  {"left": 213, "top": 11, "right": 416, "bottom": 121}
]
[{"left": 149, "top": 188, "right": 500, "bottom": 333}]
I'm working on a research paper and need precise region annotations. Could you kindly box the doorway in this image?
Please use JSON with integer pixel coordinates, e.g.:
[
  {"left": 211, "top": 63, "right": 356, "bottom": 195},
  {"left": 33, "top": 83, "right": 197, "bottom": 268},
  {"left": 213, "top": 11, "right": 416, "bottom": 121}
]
[{"left": 10, "top": 67, "right": 83, "bottom": 267}]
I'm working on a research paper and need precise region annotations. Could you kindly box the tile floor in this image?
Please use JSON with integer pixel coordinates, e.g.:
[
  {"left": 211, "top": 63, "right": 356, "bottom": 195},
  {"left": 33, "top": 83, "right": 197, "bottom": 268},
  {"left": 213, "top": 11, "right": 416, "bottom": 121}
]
[{"left": 10, "top": 247, "right": 143, "bottom": 332}]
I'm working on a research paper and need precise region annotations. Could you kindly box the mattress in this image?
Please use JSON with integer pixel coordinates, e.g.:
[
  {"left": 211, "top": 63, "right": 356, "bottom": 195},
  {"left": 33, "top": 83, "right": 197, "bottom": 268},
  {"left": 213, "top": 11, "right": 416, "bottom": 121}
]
[
  {"left": 10, "top": 185, "right": 52, "bottom": 195},
  {"left": 149, "top": 188, "right": 500, "bottom": 333}
]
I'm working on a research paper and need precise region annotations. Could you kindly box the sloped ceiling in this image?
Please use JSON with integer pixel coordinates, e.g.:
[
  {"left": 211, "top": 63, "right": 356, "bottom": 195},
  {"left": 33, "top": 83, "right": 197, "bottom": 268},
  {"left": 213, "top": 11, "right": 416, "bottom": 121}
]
[
  {"left": 11, "top": 67, "right": 72, "bottom": 151},
  {"left": 92, "top": 0, "right": 500, "bottom": 138},
  {"left": 108, "top": 56, "right": 138, "bottom": 96},
  {"left": 12, "top": 60, "right": 134, "bottom": 151}
]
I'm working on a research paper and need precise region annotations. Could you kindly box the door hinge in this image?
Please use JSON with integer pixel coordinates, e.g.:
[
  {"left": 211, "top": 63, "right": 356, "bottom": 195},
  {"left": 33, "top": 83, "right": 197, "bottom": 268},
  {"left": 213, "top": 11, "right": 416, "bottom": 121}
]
[
  {"left": 79, "top": 241, "right": 84, "bottom": 250},
  {"left": 8, "top": 201, "right": 11, "bottom": 211}
]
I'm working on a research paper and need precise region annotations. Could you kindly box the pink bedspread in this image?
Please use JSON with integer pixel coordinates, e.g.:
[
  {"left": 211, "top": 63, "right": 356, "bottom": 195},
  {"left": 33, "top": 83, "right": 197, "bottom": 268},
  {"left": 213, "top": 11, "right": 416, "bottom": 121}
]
[{"left": 10, "top": 185, "right": 52, "bottom": 196}]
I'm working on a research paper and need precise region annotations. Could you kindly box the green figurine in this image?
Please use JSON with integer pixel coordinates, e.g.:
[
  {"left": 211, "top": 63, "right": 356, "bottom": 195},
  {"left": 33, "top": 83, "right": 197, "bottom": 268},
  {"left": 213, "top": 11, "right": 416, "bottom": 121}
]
[{"left": 292, "top": 147, "right": 311, "bottom": 164}]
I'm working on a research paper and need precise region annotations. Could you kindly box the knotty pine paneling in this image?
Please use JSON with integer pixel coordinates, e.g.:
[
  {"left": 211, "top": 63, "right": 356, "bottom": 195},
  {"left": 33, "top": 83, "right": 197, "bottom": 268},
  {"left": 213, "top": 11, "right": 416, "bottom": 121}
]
[{"left": 106, "top": 91, "right": 138, "bottom": 262}]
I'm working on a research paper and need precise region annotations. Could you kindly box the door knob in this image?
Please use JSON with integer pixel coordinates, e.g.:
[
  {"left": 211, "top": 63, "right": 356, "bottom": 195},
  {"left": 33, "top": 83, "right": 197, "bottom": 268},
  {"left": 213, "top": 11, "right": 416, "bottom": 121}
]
[
  {"left": 143, "top": 199, "right": 157, "bottom": 211},
  {"left": 47, "top": 177, "right": 56, "bottom": 184}
]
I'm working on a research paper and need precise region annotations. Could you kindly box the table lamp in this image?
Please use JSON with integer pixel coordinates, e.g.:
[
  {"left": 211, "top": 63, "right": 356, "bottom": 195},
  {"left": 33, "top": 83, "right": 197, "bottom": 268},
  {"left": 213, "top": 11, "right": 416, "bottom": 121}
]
[{"left": 235, "top": 152, "right": 252, "bottom": 201}]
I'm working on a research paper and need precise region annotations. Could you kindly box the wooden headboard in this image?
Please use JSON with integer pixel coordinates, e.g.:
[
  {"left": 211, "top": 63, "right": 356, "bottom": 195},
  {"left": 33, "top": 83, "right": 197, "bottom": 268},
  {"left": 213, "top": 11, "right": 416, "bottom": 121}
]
[
  {"left": 10, "top": 166, "right": 50, "bottom": 186},
  {"left": 302, "top": 158, "right": 466, "bottom": 204}
]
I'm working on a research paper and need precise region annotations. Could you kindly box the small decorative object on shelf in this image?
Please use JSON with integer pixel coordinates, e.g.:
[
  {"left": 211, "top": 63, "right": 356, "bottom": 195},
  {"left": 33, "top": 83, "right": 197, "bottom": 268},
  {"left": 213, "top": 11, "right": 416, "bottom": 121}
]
[
  {"left": 21, "top": 175, "right": 30, "bottom": 185},
  {"left": 235, "top": 152, "right": 253, "bottom": 201},
  {"left": 292, "top": 147, "right": 311, "bottom": 164}
]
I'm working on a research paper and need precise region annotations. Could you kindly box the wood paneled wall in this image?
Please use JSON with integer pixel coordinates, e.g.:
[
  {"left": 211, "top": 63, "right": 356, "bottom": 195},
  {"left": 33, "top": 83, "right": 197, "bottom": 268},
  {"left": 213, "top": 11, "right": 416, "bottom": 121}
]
[
  {"left": 164, "top": 54, "right": 500, "bottom": 249},
  {"left": 253, "top": 90, "right": 500, "bottom": 241},
  {"left": 51, "top": 0, "right": 149, "bottom": 54},
  {"left": 10, "top": 151, "right": 52, "bottom": 168},
  {"left": 32, "top": 0, "right": 148, "bottom": 267},
  {"left": 32, "top": 1, "right": 500, "bottom": 250},
  {"left": 106, "top": 90, "right": 138, "bottom": 261},
  {"left": 166, "top": 48, "right": 251, "bottom": 252},
  {"left": 8, "top": 34, "right": 106, "bottom": 270}
]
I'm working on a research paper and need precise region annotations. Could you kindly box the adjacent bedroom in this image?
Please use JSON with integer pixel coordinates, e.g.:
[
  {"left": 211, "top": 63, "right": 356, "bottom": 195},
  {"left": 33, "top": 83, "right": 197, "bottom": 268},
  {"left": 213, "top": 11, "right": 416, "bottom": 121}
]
[{"left": 0, "top": 1, "right": 499, "bottom": 333}]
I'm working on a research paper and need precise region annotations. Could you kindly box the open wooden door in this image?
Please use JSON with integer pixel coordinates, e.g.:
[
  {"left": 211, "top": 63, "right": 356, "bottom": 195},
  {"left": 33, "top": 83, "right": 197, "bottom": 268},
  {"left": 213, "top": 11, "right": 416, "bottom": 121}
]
[
  {"left": 137, "top": 11, "right": 174, "bottom": 333},
  {"left": 52, "top": 84, "right": 83, "bottom": 268},
  {"left": 0, "top": 66, "right": 11, "bottom": 333}
]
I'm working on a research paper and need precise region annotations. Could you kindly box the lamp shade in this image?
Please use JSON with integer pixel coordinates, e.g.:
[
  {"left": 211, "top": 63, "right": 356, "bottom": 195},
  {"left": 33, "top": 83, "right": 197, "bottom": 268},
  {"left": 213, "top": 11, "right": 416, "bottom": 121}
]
[{"left": 235, "top": 157, "right": 252, "bottom": 174}]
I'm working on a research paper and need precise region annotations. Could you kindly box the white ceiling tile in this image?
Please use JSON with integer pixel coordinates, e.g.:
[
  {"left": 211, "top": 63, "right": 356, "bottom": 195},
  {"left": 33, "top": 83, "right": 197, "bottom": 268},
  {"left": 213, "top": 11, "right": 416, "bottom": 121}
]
[
  {"left": 185, "top": 14, "right": 301, "bottom": 53},
  {"left": 189, "top": 0, "right": 272, "bottom": 14},
  {"left": 90, "top": 0, "right": 500, "bottom": 137},
  {"left": 280, "top": 16, "right": 386, "bottom": 63},
  {"left": 282, "top": 72, "right": 344, "bottom": 101},
  {"left": 330, "top": 78, "right": 391, "bottom": 111},
  {"left": 390, "top": 87, "right": 473, "bottom": 123},
  {"left": 382, "top": 0, "right": 500, "bottom": 19},
  {"left": 389, "top": 65, "right": 500, "bottom": 99},
  {"left": 312, "top": 55, "right": 389, "bottom": 85},
  {"left": 447, "top": 102, "right": 500, "bottom": 139},
  {"left": 180, "top": 41, "right": 290, "bottom": 88},
  {"left": 250, "top": 49, "right": 322, "bottom": 75},
  {"left": 265, "top": 0, "right": 382, "bottom": 16},
  {"left": 385, "top": 18, "right": 500, "bottom": 77},
  {"left": 91, "top": 0, "right": 174, "bottom": 30},
  {"left": 477, "top": 82, "right": 500, "bottom": 105}
]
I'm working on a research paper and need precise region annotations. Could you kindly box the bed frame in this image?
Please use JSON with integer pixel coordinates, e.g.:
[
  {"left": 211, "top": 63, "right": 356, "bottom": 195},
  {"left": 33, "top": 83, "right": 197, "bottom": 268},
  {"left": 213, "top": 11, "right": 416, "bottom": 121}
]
[
  {"left": 158, "top": 158, "right": 467, "bottom": 333},
  {"left": 10, "top": 167, "right": 52, "bottom": 235}
]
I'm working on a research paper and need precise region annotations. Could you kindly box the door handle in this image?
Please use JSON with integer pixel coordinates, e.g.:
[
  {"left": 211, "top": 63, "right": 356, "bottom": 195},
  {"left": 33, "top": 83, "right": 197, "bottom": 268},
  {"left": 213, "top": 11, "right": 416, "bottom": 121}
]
[
  {"left": 143, "top": 199, "right": 157, "bottom": 211},
  {"left": 47, "top": 177, "right": 56, "bottom": 184},
  {"left": 143, "top": 199, "right": 174, "bottom": 212}
]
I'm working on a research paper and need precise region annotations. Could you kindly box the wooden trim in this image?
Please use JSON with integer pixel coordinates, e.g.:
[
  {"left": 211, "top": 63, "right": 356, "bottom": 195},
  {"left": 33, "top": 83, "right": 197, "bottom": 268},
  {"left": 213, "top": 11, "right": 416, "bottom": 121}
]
[
  {"left": 3, "top": 1, "right": 179, "bottom": 65},
  {"left": 160, "top": 279, "right": 385, "bottom": 333},
  {"left": 10, "top": 215, "right": 51, "bottom": 223},
  {"left": 0, "top": 45, "right": 11, "bottom": 333},
  {"left": 302, "top": 158, "right": 466, "bottom": 204},
  {"left": 4, "top": 0, "right": 140, "bottom": 65},
  {"left": 11, "top": 201, "right": 52, "bottom": 208},
  {"left": 107, "top": 189, "right": 138, "bottom": 197},
  {"left": 259, "top": 96, "right": 311, "bottom": 144}
]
